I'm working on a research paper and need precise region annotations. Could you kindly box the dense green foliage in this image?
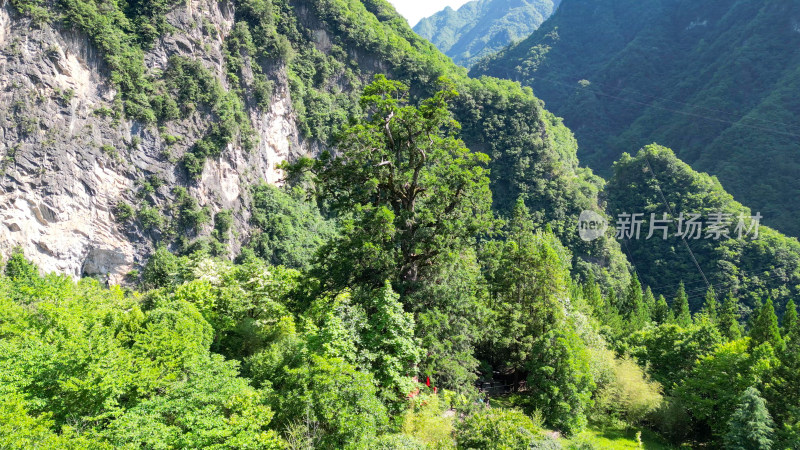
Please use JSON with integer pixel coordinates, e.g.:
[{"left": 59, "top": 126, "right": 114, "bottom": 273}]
[
  {"left": 244, "top": 184, "right": 335, "bottom": 270},
  {"left": 604, "top": 145, "right": 800, "bottom": 320},
  {"left": 304, "top": 74, "right": 493, "bottom": 293},
  {"left": 453, "top": 408, "right": 545, "bottom": 449},
  {"left": 0, "top": 257, "right": 284, "bottom": 448},
  {"left": 8, "top": 0, "right": 800, "bottom": 447},
  {"left": 725, "top": 387, "right": 776, "bottom": 450},
  {"left": 480, "top": 200, "right": 594, "bottom": 433},
  {"left": 0, "top": 77, "right": 681, "bottom": 447},
  {"left": 162, "top": 56, "right": 255, "bottom": 179},
  {"left": 472, "top": 0, "right": 800, "bottom": 236},
  {"left": 235, "top": 0, "right": 630, "bottom": 291},
  {"left": 414, "top": 0, "right": 561, "bottom": 67}
]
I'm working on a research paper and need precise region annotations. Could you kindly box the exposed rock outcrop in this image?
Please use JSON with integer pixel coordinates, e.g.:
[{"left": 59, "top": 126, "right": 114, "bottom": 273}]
[{"left": 0, "top": 0, "right": 308, "bottom": 282}]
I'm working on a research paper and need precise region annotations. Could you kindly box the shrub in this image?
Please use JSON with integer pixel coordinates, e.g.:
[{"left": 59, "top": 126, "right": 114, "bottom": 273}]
[
  {"left": 373, "top": 434, "right": 426, "bottom": 449},
  {"left": 128, "top": 136, "right": 141, "bottom": 149},
  {"left": 141, "top": 246, "right": 190, "bottom": 289},
  {"left": 173, "top": 187, "right": 208, "bottom": 235},
  {"left": 213, "top": 210, "right": 233, "bottom": 241},
  {"left": 454, "top": 408, "right": 543, "bottom": 450},
  {"left": 93, "top": 106, "right": 115, "bottom": 118},
  {"left": 137, "top": 206, "right": 163, "bottom": 231},
  {"left": 400, "top": 394, "right": 455, "bottom": 447},
  {"left": 114, "top": 201, "right": 135, "bottom": 222},
  {"left": 592, "top": 357, "right": 663, "bottom": 427},
  {"left": 147, "top": 174, "right": 164, "bottom": 189},
  {"left": 3, "top": 248, "right": 39, "bottom": 281},
  {"left": 246, "top": 184, "right": 334, "bottom": 270},
  {"left": 100, "top": 144, "right": 118, "bottom": 160},
  {"left": 162, "top": 134, "right": 179, "bottom": 146},
  {"left": 8, "top": 0, "right": 52, "bottom": 23},
  {"left": 649, "top": 398, "right": 693, "bottom": 444}
]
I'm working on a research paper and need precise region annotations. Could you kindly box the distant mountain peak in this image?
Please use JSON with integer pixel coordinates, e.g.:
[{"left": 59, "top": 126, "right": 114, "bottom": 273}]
[{"left": 414, "top": 0, "right": 561, "bottom": 67}]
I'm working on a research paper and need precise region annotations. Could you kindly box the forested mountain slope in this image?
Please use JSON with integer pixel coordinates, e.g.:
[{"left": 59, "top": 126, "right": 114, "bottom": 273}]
[
  {"left": 0, "top": 0, "right": 627, "bottom": 286},
  {"left": 472, "top": 0, "right": 800, "bottom": 236},
  {"left": 604, "top": 145, "right": 800, "bottom": 321},
  {"left": 413, "top": 0, "right": 561, "bottom": 67}
]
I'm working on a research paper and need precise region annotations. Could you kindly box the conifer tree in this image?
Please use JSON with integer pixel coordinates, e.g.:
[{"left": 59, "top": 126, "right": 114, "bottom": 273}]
[
  {"left": 653, "top": 294, "right": 672, "bottom": 325},
  {"left": 582, "top": 272, "right": 605, "bottom": 315},
  {"left": 309, "top": 74, "right": 493, "bottom": 294},
  {"left": 643, "top": 286, "right": 656, "bottom": 320},
  {"left": 724, "top": 386, "right": 775, "bottom": 450},
  {"left": 620, "top": 273, "right": 642, "bottom": 318},
  {"left": 526, "top": 328, "right": 593, "bottom": 435},
  {"left": 748, "top": 297, "right": 764, "bottom": 332},
  {"left": 719, "top": 293, "right": 742, "bottom": 341},
  {"left": 602, "top": 289, "right": 625, "bottom": 335},
  {"left": 700, "top": 287, "right": 719, "bottom": 323},
  {"left": 767, "top": 315, "right": 800, "bottom": 430},
  {"left": 607, "top": 289, "right": 620, "bottom": 314},
  {"left": 782, "top": 299, "right": 799, "bottom": 340},
  {"left": 749, "top": 298, "right": 783, "bottom": 351},
  {"left": 621, "top": 274, "right": 649, "bottom": 330},
  {"left": 485, "top": 197, "right": 572, "bottom": 374},
  {"left": 672, "top": 282, "right": 692, "bottom": 327}
]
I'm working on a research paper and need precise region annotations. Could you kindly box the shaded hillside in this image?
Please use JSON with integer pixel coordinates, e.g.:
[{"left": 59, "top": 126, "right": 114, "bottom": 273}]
[
  {"left": 605, "top": 145, "right": 800, "bottom": 320},
  {"left": 414, "top": 0, "right": 560, "bottom": 67},
  {"left": 472, "top": 0, "right": 800, "bottom": 236}
]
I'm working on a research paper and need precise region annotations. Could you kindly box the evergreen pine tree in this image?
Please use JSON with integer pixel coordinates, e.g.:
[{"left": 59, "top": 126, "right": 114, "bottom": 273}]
[
  {"left": 602, "top": 289, "right": 625, "bottom": 335},
  {"left": 582, "top": 272, "right": 605, "bottom": 316},
  {"left": 607, "top": 289, "right": 620, "bottom": 314},
  {"left": 487, "top": 198, "right": 570, "bottom": 375},
  {"left": 672, "top": 282, "right": 692, "bottom": 327},
  {"left": 620, "top": 274, "right": 642, "bottom": 318},
  {"left": 749, "top": 298, "right": 783, "bottom": 351},
  {"left": 653, "top": 294, "right": 672, "bottom": 324},
  {"left": 526, "top": 328, "right": 593, "bottom": 435},
  {"left": 700, "top": 287, "right": 719, "bottom": 323},
  {"left": 748, "top": 297, "right": 764, "bottom": 332},
  {"left": 782, "top": 299, "right": 799, "bottom": 340},
  {"left": 724, "top": 386, "right": 775, "bottom": 450},
  {"left": 643, "top": 286, "right": 656, "bottom": 320},
  {"left": 719, "top": 293, "right": 742, "bottom": 341},
  {"left": 621, "top": 274, "right": 649, "bottom": 330},
  {"left": 767, "top": 318, "right": 800, "bottom": 430}
]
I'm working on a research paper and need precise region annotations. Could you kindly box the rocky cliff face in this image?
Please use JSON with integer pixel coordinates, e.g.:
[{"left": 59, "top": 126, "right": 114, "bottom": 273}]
[{"left": 0, "top": 0, "right": 308, "bottom": 282}]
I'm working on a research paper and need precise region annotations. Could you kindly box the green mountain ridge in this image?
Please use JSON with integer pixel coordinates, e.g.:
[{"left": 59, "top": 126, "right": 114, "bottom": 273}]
[
  {"left": 471, "top": 0, "right": 800, "bottom": 236},
  {"left": 605, "top": 144, "right": 800, "bottom": 320},
  {"left": 414, "top": 0, "right": 561, "bottom": 67}
]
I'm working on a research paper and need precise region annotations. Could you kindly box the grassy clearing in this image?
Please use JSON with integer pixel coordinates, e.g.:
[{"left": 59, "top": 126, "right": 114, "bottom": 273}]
[
  {"left": 565, "top": 427, "right": 675, "bottom": 449},
  {"left": 487, "top": 394, "right": 676, "bottom": 449}
]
